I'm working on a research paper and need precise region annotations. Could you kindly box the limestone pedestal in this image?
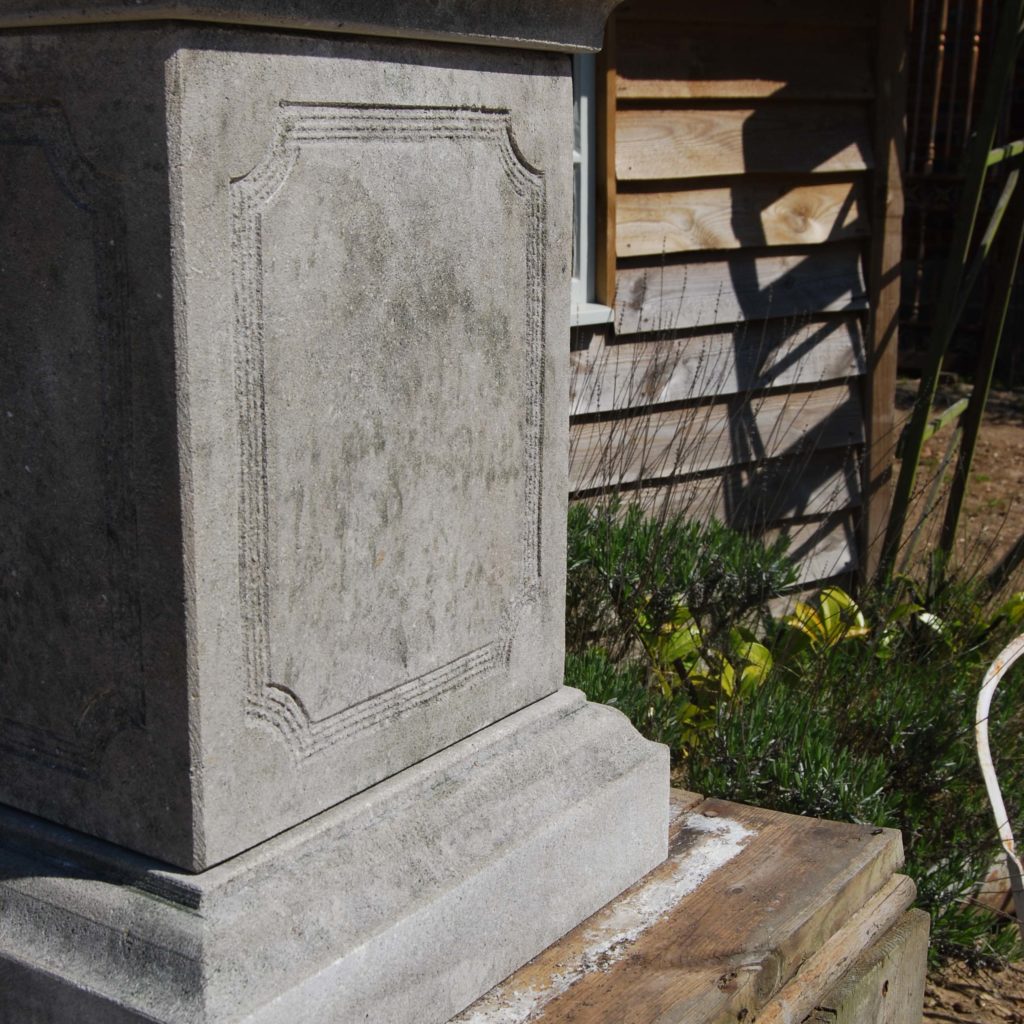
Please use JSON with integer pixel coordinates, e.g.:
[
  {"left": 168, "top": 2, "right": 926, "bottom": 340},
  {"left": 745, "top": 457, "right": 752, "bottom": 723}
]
[
  {"left": 0, "top": 4, "right": 667, "bottom": 1022},
  {"left": 1, "top": 691, "right": 666, "bottom": 1024}
]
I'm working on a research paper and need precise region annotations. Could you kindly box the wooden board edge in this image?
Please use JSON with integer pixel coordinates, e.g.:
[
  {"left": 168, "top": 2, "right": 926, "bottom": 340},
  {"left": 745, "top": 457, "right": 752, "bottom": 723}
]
[
  {"left": 860, "top": 0, "right": 911, "bottom": 584},
  {"left": 754, "top": 875, "right": 919, "bottom": 1024}
]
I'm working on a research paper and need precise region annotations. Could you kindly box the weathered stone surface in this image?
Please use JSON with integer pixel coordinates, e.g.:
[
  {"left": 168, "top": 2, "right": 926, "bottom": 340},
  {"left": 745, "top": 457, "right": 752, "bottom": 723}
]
[
  {"left": 0, "top": 0, "right": 620, "bottom": 52},
  {"left": 0, "top": 24, "right": 573, "bottom": 870},
  {"left": 1, "top": 28, "right": 196, "bottom": 867},
  {"left": 0, "top": 690, "right": 670, "bottom": 1024},
  {"left": 1, "top": 12, "right": 671, "bottom": 1023}
]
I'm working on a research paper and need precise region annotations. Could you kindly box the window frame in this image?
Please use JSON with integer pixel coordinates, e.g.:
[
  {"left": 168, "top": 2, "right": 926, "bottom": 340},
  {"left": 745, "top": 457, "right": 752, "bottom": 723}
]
[{"left": 571, "top": 53, "right": 614, "bottom": 327}]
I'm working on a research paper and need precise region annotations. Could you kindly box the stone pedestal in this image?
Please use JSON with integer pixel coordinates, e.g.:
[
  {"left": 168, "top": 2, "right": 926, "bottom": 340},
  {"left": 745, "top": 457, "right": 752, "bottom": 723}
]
[{"left": 0, "top": 5, "right": 667, "bottom": 1022}]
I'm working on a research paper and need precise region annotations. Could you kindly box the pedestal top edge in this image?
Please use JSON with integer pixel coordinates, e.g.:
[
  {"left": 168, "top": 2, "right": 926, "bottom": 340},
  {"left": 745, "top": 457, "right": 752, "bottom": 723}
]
[{"left": 0, "top": 0, "right": 622, "bottom": 51}]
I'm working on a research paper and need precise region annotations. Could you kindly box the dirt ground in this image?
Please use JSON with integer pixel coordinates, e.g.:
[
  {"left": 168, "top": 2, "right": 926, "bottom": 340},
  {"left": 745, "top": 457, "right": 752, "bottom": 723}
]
[
  {"left": 925, "top": 959, "right": 1024, "bottom": 1024},
  {"left": 894, "top": 382, "right": 1024, "bottom": 1022},
  {"left": 896, "top": 382, "right": 1024, "bottom": 581}
]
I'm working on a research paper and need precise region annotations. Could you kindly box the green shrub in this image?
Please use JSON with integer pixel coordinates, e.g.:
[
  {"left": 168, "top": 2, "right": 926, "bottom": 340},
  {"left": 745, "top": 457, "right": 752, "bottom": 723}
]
[
  {"left": 565, "top": 648, "right": 684, "bottom": 750},
  {"left": 566, "top": 500, "right": 797, "bottom": 660},
  {"left": 566, "top": 500, "right": 796, "bottom": 742},
  {"left": 565, "top": 499, "right": 1024, "bottom": 967},
  {"left": 687, "top": 601, "right": 1024, "bottom": 966}
]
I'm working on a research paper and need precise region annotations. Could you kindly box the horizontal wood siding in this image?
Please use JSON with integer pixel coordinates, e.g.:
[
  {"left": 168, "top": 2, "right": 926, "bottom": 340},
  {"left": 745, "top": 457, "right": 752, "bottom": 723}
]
[
  {"left": 580, "top": 451, "right": 862, "bottom": 528},
  {"left": 569, "top": 383, "right": 863, "bottom": 491},
  {"left": 616, "top": 106, "right": 873, "bottom": 181},
  {"left": 617, "top": 179, "right": 868, "bottom": 257},
  {"left": 772, "top": 514, "right": 859, "bottom": 585},
  {"left": 615, "top": 243, "right": 868, "bottom": 334},
  {"left": 570, "top": 315, "right": 865, "bottom": 416},
  {"left": 616, "top": 0, "right": 873, "bottom": 27},
  {"left": 616, "top": 23, "right": 873, "bottom": 101},
  {"left": 568, "top": 0, "right": 896, "bottom": 589}
]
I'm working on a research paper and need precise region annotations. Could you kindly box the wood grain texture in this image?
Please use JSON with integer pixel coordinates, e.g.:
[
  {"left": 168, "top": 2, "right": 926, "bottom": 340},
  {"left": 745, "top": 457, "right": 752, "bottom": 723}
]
[
  {"left": 615, "top": 0, "right": 874, "bottom": 27},
  {"left": 616, "top": 106, "right": 874, "bottom": 181},
  {"left": 808, "top": 910, "right": 930, "bottom": 1024},
  {"left": 458, "top": 795, "right": 906, "bottom": 1024},
  {"left": 614, "top": 243, "right": 867, "bottom": 334},
  {"left": 756, "top": 875, "right": 918, "bottom": 1024},
  {"left": 569, "top": 383, "right": 864, "bottom": 490},
  {"left": 575, "top": 451, "right": 862, "bottom": 529},
  {"left": 861, "top": 0, "right": 910, "bottom": 582},
  {"left": 616, "top": 22, "right": 873, "bottom": 100},
  {"left": 771, "top": 514, "right": 860, "bottom": 588},
  {"left": 570, "top": 315, "right": 865, "bottom": 416},
  {"left": 617, "top": 180, "right": 867, "bottom": 256}
]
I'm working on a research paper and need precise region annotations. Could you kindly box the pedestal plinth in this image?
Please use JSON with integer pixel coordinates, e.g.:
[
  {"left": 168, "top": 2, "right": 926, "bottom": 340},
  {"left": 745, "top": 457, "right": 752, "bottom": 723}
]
[{"left": 0, "top": 7, "right": 667, "bottom": 1022}]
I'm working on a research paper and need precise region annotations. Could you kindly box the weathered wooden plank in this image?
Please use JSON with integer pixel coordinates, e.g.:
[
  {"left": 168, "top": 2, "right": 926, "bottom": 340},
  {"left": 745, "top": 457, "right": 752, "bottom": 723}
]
[
  {"left": 615, "top": 0, "right": 874, "bottom": 28},
  {"left": 861, "top": 0, "right": 911, "bottom": 582},
  {"left": 617, "top": 180, "right": 867, "bottom": 256},
  {"left": 575, "top": 452, "right": 863, "bottom": 530},
  {"left": 808, "top": 910, "right": 930, "bottom": 1024},
  {"left": 671, "top": 789, "right": 705, "bottom": 813},
  {"left": 614, "top": 243, "right": 867, "bottom": 335},
  {"left": 757, "top": 875, "right": 918, "bottom": 1024},
  {"left": 616, "top": 23, "right": 873, "bottom": 101},
  {"left": 570, "top": 316, "right": 865, "bottom": 416},
  {"left": 569, "top": 383, "right": 864, "bottom": 491},
  {"left": 616, "top": 106, "right": 874, "bottom": 182},
  {"left": 771, "top": 514, "right": 859, "bottom": 586},
  {"left": 457, "top": 796, "right": 906, "bottom": 1024}
]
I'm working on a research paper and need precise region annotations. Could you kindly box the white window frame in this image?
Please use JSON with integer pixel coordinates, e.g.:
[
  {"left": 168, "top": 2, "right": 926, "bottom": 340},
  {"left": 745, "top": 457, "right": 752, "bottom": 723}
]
[{"left": 571, "top": 53, "right": 614, "bottom": 328}]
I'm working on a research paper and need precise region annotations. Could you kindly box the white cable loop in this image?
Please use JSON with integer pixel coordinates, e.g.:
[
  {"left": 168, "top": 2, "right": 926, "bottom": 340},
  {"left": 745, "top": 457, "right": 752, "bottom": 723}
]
[{"left": 976, "top": 632, "right": 1024, "bottom": 939}]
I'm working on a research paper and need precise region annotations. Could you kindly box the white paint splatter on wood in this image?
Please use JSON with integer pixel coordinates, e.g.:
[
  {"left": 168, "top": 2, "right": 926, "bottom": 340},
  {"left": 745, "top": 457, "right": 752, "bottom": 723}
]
[{"left": 454, "top": 813, "right": 755, "bottom": 1024}]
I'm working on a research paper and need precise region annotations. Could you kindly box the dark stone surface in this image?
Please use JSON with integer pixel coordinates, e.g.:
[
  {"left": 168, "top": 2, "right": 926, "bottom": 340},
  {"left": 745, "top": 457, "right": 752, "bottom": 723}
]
[{"left": 0, "top": 0, "right": 621, "bottom": 53}]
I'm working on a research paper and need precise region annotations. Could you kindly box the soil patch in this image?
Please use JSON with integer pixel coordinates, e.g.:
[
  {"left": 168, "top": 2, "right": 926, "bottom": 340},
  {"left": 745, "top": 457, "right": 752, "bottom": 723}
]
[
  {"left": 925, "top": 959, "right": 1024, "bottom": 1024},
  {"left": 895, "top": 382, "right": 1024, "bottom": 583}
]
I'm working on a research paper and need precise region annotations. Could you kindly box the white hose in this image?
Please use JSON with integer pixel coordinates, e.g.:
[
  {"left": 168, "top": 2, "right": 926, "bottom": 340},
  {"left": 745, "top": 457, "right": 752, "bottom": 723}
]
[{"left": 976, "top": 632, "right": 1024, "bottom": 939}]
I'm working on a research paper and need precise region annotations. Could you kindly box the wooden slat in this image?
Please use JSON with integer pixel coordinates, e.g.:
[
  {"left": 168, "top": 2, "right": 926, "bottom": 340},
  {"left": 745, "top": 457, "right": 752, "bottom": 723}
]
[
  {"left": 616, "top": 23, "right": 873, "bottom": 101},
  {"left": 862, "top": 0, "right": 911, "bottom": 582},
  {"left": 570, "top": 315, "right": 865, "bottom": 416},
  {"left": 615, "top": 0, "right": 874, "bottom": 27},
  {"left": 771, "top": 513, "right": 860, "bottom": 585},
  {"left": 569, "top": 383, "right": 864, "bottom": 491},
  {"left": 617, "top": 180, "right": 867, "bottom": 256},
  {"left": 576, "top": 451, "right": 863, "bottom": 529},
  {"left": 614, "top": 243, "right": 867, "bottom": 335},
  {"left": 617, "top": 106, "right": 874, "bottom": 182},
  {"left": 458, "top": 795, "right": 906, "bottom": 1024},
  {"left": 757, "top": 875, "right": 917, "bottom": 1024},
  {"left": 807, "top": 909, "right": 929, "bottom": 1024}
]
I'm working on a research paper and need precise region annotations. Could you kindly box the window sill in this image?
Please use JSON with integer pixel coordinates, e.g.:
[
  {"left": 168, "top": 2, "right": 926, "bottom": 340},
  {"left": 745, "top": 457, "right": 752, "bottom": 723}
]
[{"left": 570, "top": 302, "right": 614, "bottom": 328}]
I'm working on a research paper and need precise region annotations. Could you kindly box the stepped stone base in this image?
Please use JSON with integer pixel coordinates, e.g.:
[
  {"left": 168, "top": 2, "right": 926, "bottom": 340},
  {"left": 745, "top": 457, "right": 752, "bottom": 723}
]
[{"left": 0, "top": 689, "right": 668, "bottom": 1024}]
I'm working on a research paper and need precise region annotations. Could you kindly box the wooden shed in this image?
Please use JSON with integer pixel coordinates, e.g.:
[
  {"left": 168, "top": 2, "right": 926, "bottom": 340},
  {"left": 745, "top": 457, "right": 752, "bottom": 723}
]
[{"left": 569, "top": 0, "right": 909, "bottom": 589}]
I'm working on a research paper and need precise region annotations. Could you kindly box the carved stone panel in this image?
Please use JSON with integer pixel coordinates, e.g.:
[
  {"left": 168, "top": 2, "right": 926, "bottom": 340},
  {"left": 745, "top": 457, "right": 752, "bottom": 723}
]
[{"left": 231, "top": 106, "right": 544, "bottom": 760}]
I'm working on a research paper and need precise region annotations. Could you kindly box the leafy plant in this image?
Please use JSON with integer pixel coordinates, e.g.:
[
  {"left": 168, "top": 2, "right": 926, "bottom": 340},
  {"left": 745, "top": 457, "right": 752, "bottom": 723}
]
[
  {"left": 777, "top": 585, "right": 869, "bottom": 658},
  {"left": 565, "top": 499, "right": 1024, "bottom": 967},
  {"left": 688, "top": 575, "right": 1024, "bottom": 967},
  {"left": 566, "top": 500, "right": 795, "bottom": 744}
]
